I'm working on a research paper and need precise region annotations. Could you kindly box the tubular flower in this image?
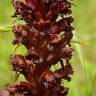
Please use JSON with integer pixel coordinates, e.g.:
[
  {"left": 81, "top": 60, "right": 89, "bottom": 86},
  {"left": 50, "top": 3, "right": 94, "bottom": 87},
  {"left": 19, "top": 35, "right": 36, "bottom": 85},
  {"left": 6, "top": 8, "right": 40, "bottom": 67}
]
[{"left": 1, "top": 0, "right": 74, "bottom": 96}]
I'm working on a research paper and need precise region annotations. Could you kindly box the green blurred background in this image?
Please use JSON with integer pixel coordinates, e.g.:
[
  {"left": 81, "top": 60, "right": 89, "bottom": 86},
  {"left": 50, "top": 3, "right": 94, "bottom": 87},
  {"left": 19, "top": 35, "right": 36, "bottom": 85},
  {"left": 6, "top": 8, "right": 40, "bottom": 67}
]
[{"left": 0, "top": 0, "right": 96, "bottom": 96}]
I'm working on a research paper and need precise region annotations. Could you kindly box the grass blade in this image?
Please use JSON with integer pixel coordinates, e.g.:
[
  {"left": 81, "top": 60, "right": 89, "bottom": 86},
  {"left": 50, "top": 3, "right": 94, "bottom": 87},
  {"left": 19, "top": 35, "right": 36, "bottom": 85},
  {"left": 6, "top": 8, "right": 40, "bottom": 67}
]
[{"left": 73, "top": 32, "right": 88, "bottom": 96}]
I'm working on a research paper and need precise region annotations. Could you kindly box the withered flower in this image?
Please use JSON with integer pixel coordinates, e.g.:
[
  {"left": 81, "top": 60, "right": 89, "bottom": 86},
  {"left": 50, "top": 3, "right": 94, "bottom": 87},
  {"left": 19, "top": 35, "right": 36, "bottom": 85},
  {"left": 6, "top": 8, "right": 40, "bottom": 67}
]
[{"left": 1, "top": 0, "right": 74, "bottom": 96}]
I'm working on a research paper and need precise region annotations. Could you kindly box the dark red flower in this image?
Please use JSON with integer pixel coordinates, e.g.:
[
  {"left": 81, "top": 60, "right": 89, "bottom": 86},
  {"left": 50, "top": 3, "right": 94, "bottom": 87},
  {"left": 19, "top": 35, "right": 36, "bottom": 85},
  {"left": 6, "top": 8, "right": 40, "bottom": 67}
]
[{"left": 1, "top": 0, "right": 74, "bottom": 96}]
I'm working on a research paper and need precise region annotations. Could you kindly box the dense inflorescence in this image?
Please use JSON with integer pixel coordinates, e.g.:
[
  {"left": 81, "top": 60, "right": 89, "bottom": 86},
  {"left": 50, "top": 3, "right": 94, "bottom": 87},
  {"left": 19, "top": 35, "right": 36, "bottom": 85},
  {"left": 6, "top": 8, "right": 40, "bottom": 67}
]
[{"left": 1, "top": 0, "right": 74, "bottom": 96}]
